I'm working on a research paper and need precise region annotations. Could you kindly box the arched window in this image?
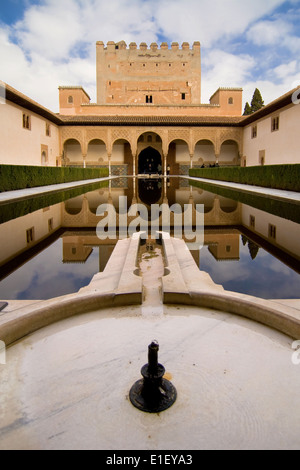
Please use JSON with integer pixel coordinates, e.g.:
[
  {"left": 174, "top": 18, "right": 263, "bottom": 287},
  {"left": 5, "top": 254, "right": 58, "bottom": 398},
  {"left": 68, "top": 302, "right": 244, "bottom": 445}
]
[
  {"left": 68, "top": 96, "right": 73, "bottom": 104},
  {"left": 228, "top": 97, "right": 233, "bottom": 105}
]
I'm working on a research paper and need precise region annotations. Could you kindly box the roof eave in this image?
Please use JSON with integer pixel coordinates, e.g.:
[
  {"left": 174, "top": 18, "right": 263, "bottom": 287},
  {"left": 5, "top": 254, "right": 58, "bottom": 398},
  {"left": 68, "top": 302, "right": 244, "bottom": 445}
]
[{"left": 5, "top": 85, "right": 63, "bottom": 126}]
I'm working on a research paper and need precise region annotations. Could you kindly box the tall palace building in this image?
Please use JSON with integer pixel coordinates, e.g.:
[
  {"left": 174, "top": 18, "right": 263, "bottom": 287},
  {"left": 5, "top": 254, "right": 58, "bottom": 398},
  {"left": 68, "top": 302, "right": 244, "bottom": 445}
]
[{"left": 1, "top": 41, "right": 299, "bottom": 173}]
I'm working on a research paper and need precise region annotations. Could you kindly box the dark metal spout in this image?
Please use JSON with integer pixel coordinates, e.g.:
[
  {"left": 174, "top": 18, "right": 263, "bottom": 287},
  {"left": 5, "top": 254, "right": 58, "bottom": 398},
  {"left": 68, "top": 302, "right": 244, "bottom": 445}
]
[
  {"left": 129, "top": 341, "right": 177, "bottom": 413},
  {"left": 148, "top": 340, "right": 159, "bottom": 374}
]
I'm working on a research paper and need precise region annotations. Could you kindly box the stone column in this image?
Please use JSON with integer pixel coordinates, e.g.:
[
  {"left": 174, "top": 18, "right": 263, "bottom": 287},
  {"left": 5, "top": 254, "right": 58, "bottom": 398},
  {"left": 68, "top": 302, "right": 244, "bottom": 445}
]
[
  {"left": 83, "top": 155, "right": 87, "bottom": 169},
  {"left": 190, "top": 154, "right": 194, "bottom": 169},
  {"left": 133, "top": 153, "right": 137, "bottom": 176},
  {"left": 133, "top": 176, "right": 137, "bottom": 198},
  {"left": 108, "top": 154, "right": 111, "bottom": 177},
  {"left": 163, "top": 153, "right": 167, "bottom": 177}
]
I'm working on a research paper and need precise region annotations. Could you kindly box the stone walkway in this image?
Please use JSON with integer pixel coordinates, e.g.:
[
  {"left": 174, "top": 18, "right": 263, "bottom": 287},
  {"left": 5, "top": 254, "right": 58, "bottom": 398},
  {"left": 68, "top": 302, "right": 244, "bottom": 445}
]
[
  {"left": 0, "top": 175, "right": 299, "bottom": 205},
  {"left": 187, "top": 176, "right": 300, "bottom": 204},
  {"left": 0, "top": 176, "right": 115, "bottom": 205}
]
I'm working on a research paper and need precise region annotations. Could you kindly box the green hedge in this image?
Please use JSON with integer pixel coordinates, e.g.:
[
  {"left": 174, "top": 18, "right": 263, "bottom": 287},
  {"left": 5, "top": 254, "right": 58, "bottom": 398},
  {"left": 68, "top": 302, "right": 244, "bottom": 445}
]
[
  {"left": 0, "top": 165, "right": 109, "bottom": 192},
  {"left": 189, "top": 179, "right": 300, "bottom": 225},
  {"left": 189, "top": 165, "right": 300, "bottom": 192}
]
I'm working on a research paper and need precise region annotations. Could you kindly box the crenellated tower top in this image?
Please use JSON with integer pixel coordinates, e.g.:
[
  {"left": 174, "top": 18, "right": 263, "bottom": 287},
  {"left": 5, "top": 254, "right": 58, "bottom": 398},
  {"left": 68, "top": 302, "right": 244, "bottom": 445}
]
[
  {"left": 96, "top": 41, "right": 201, "bottom": 105},
  {"left": 96, "top": 41, "right": 201, "bottom": 52}
]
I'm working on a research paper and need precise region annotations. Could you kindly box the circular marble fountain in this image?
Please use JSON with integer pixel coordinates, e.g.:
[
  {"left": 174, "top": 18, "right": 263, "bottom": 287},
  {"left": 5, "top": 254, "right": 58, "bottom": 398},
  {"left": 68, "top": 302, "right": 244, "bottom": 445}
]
[{"left": 0, "top": 303, "right": 299, "bottom": 450}]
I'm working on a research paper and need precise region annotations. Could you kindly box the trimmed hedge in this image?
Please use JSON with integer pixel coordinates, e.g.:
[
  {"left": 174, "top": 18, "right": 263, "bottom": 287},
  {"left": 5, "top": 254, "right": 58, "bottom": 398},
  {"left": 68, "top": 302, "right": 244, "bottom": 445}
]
[
  {"left": 0, "top": 165, "right": 109, "bottom": 192},
  {"left": 189, "top": 165, "right": 300, "bottom": 192},
  {"left": 189, "top": 178, "right": 300, "bottom": 225}
]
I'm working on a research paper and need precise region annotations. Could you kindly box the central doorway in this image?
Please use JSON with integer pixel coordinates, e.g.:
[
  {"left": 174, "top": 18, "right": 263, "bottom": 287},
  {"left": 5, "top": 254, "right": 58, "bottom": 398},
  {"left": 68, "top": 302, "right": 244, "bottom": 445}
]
[{"left": 138, "top": 147, "right": 162, "bottom": 174}]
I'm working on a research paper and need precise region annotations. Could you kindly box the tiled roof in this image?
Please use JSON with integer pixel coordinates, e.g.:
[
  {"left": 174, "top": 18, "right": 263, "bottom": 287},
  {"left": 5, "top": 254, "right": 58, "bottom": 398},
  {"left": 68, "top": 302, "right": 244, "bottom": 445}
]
[
  {"left": 241, "top": 86, "right": 300, "bottom": 125},
  {"left": 59, "top": 115, "right": 245, "bottom": 126},
  {"left": 4, "top": 83, "right": 62, "bottom": 125},
  {"left": 4, "top": 82, "right": 299, "bottom": 128}
]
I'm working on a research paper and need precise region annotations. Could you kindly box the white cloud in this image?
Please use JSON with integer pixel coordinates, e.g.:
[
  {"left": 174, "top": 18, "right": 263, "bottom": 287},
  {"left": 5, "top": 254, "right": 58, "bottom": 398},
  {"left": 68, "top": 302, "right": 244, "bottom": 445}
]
[
  {"left": 273, "top": 60, "right": 298, "bottom": 79},
  {"left": 0, "top": 0, "right": 161, "bottom": 110},
  {"left": 14, "top": 0, "right": 158, "bottom": 60},
  {"left": 202, "top": 50, "right": 255, "bottom": 103},
  {"left": 246, "top": 19, "right": 291, "bottom": 46},
  {"left": 0, "top": 0, "right": 298, "bottom": 111},
  {"left": 154, "top": 0, "right": 286, "bottom": 46},
  {"left": 242, "top": 72, "right": 300, "bottom": 109},
  {"left": 14, "top": 0, "right": 84, "bottom": 60}
]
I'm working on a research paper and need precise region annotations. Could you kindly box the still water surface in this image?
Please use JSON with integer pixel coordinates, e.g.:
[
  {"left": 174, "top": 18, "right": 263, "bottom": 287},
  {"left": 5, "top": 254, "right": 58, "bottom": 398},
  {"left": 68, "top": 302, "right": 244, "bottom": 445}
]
[{"left": 0, "top": 177, "right": 299, "bottom": 300}]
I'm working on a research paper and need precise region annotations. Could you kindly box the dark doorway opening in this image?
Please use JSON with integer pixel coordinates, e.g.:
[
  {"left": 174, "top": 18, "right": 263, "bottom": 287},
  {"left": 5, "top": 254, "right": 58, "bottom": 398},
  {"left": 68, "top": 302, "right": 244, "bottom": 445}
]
[{"left": 138, "top": 147, "right": 162, "bottom": 174}]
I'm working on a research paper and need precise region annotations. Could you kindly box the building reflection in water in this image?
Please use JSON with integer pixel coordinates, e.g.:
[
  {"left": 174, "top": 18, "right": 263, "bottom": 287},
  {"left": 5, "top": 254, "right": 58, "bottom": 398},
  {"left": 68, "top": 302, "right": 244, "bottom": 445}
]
[{"left": 0, "top": 177, "right": 299, "bottom": 299}]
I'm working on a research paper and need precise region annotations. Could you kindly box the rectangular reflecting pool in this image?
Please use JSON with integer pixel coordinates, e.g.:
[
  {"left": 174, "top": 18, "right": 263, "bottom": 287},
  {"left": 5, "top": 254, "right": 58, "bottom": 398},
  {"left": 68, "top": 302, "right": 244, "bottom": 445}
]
[{"left": 0, "top": 177, "right": 299, "bottom": 300}]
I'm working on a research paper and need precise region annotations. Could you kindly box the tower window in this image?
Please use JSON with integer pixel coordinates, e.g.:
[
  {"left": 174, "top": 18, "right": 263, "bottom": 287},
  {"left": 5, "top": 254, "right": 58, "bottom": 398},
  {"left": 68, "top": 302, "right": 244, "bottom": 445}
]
[
  {"left": 181, "top": 93, "right": 186, "bottom": 100},
  {"left": 45, "top": 123, "right": 51, "bottom": 137},
  {"left": 228, "top": 97, "right": 233, "bottom": 105},
  {"left": 146, "top": 95, "right": 153, "bottom": 104},
  {"left": 271, "top": 116, "right": 280, "bottom": 132},
  {"left": 252, "top": 125, "right": 257, "bottom": 139},
  {"left": 22, "top": 113, "right": 31, "bottom": 130},
  {"left": 68, "top": 96, "right": 73, "bottom": 104}
]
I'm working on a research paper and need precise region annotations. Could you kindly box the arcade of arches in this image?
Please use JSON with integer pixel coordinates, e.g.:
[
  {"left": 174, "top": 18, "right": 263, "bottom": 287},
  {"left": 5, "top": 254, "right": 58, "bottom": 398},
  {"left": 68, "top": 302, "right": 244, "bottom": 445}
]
[{"left": 61, "top": 128, "right": 242, "bottom": 175}]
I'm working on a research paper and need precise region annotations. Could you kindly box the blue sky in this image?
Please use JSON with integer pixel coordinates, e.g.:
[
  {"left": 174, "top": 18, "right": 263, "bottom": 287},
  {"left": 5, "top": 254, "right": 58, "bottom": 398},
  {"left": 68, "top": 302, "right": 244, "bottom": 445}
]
[{"left": 0, "top": 0, "right": 299, "bottom": 112}]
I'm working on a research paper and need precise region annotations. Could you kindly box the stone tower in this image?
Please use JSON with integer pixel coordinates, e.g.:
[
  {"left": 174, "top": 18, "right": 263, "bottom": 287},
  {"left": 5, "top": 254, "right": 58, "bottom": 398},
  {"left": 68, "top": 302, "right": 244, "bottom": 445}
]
[{"left": 96, "top": 41, "right": 201, "bottom": 106}]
